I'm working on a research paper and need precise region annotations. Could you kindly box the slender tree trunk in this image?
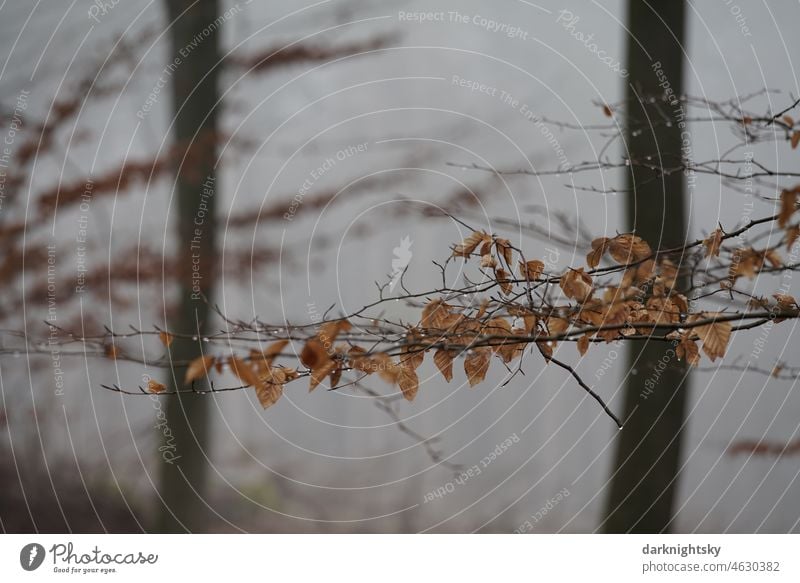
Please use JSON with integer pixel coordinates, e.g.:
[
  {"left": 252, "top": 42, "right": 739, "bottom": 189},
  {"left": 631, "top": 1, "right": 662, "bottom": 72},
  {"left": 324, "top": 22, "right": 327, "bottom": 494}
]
[
  {"left": 157, "top": 0, "right": 220, "bottom": 533},
  {"left": 604, "top": 0, "right": 689, "bottom": 533}
]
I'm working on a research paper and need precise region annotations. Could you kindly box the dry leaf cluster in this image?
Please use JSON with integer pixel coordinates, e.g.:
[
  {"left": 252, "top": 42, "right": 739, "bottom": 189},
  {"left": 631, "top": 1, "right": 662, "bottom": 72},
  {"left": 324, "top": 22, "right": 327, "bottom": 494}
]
[{"left": 128, "top": 192, "right": 800, "bottom": 427}]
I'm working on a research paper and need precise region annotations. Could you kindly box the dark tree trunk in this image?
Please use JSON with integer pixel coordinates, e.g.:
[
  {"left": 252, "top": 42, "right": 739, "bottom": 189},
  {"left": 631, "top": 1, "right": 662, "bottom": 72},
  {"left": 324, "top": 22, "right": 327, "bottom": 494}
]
[
  {"left": 157, "top": 0, "right": 220, "bottom": 533},
  {"left": 604, "top": 0, "right": 689, "bottom": 533}
]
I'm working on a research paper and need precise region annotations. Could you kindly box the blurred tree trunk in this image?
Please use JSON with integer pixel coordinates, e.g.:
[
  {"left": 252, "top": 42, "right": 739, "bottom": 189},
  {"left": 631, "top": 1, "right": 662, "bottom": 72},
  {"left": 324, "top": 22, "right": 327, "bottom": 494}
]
[
  {"left": 157, "top": 0, "right": 220, "bottom": 533},
  {"left": 604, "top": 0, "right": 689, "bottom": 533}
]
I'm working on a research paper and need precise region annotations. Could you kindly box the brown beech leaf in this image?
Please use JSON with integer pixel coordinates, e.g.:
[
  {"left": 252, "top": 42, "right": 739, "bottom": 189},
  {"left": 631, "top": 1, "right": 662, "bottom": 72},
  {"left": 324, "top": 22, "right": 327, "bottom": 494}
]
[
  {"left": 495, "top": 268, "right": 513, "bottom": 295},
  {"left": 228, "top": 356, "right": 260, "bottom": 387},
  {"left": 577, "top": 298, "right": 604, "bottom": 327},
  {"left": 482, "top": 317, "right": 518, "bottom": 362},
  {"left": 779, "top": 188, "right": 798, "bottom": 228},
  {"left": 105, "top": 343, "right": 120, "bottom": 360},
  {"left": 251, "top": 339, "right": 290, "bottom": 374},
  {"left": 646, "top": 296, "right": 680, "bottom": 325},
  {"left": 483, "top": 316, "right": 512, "bottom": 336},
  {"left": 464, "top": 348, "right": 491, "bottom": 387},
  {"left": 546, "top": 316, "right": 570, "bottom": 339},
  {"left": 300, "top": 323, "right": 349, "bottom": 373},
  {"left": 475, "top": 299, "right": 491, "bottom": 319},
  {"left": 329, "top": 366, "right": 343, "bottom": 389},
  {"left": 577, "top": 334, "right": 590, "bottom": 356},
  {"left": 786, "top": 225, "right": 800, "bottom": 251},
  {"left": 147, "top": 379, "right": 167, "bottom": 394},
  {"left": 480, "top": 254, "right": 497, "bottom": 269},
  {"left": 748, "top": 296, "right": 770, "bottom": 311},
  {"left": 318, "top": 320, "right": 351, "bottom": 346},
  {"left": 397, "top": 364, "right": 419, "bottom": 401},
  {"left": 255, "top": 367, "right": 294, "bottom": 409},
  {"left": 622, "top": 259, "right": 657, "bottom": 288},
  {"left": 349, "top": 347, "right": 380, "bottom": 375},
  {"left": 255, "top": 379, "right": 282, "bottom": 409},
  {"left": 672, "top": 294, "right": 690, "bottom": 315},
  {"left": 773, "top": 293, "right": 798, "bottom": 310},
  {"left": 349, "top": 349, "right": 400, "bottom": 384},
  {"left": 498, "top": 328, "right": 527, "bottom": 364},
  {"left": 586, "top": 237, "right": 610, "bottom": 268},
  {"left": 433, "top": 349, "right": 454, "bottom": 382},
  {"left": 607, "top": 234, "right": 652, "bottom": 264},
  {"left": 619, "top": 267, "right": 635, "bottom": 290},
  {"left": 727, "top": 247, "right": 765, "bottom": 281},
  {"left": 765, "top": 249, "right": 783, "bottom": 268},
  {"left": 602, "top": 104, "right": 613, "bottom": 117},
  {"left": 158, "top": 331, "right": 175, "bottom": 347},
  {"left": 300, "top": 339, "right": 329, "bottom": 370},
  {"left": 676, "top": 337, "right": 700, "bottom": 367},
  {"left": 599, "top": 301, "right": 629, "bottom": 343},
  {"left": 184, "top": 355, "right": 215, "bottom": 385},
  {"left": 374, "top": 354, "right": 401, "bottom": 384},
  {"left": 309, "top": 360, "right": 337, "bottom": 392},
  {"left": 657, "top": 259, "right": 679, "bottom": 290},
  {"left": 421, "top": 299, "right": 452, "bottom": 329},
  {"left": 523, "top": 313, "right": 538, "bottom": 334},
  {"left": 453, "top": 231, "right": 490, "bottom": 257},
  {"left": 495, "top": 238, "right": 513, "bottom": 266},
  {"left": 401, "top": 349, "right": 425, "bottom": 371},
  {"left": 792, "top": 131, "right": 800, "bottom": 150},
  {"left": 703, "top": 228, "right": 724, "bottom": 258},
  {"left": 560, "top": 268, "right": 593, "bottom": 302},
  {"left": 519, "top": 259, "right": 544, "bottom": 280},
  {"left": 691, "top": 314, "right": 732, "bottom": 362}
]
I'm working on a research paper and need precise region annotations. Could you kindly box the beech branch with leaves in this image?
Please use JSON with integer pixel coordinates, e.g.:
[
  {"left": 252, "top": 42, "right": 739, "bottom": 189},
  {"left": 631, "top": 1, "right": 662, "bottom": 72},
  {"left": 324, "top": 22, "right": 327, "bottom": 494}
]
[
  {"left": 11, "top": 92, "right": 800, "bottom": 431},
  {"left": 19, "top": 204, "right": 800, "bottom": 430}
]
